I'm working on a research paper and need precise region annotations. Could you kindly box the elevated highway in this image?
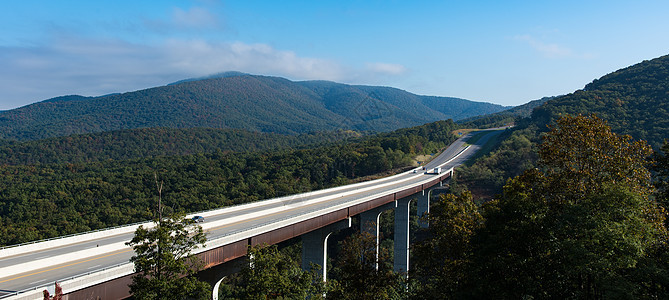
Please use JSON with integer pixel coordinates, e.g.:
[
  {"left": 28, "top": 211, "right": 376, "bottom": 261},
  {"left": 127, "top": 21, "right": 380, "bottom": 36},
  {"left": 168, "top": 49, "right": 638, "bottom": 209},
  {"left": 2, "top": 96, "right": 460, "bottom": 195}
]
[{"left": 0, "top": 129, "right": 504, "bottom": 299}]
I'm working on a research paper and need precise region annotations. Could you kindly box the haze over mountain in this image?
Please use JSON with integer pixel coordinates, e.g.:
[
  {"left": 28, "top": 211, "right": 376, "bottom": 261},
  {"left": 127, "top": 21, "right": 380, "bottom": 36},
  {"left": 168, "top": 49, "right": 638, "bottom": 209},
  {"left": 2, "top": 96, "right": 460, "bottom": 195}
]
[{"left": 0, "top": 74, "right": 507, "bottom": 141}]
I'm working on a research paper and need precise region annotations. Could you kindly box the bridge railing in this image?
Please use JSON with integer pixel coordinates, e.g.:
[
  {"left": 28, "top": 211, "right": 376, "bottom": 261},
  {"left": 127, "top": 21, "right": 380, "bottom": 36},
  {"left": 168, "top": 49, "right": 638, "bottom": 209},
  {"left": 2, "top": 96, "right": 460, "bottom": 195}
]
[
  {"left": 0, "top": 221, "right": 147, "bottom": 251},
  {"left": 1, "top": 166, "right": 457, "bottom": 300},
  {"left": 0, "top": 156, "right": 418, "bottom": 257},
  {"left": 0, "top": 262, "right": 133, "bottom": 300},
  {"left": 1, "top": 140, "right": 471, "bottom": 299}
]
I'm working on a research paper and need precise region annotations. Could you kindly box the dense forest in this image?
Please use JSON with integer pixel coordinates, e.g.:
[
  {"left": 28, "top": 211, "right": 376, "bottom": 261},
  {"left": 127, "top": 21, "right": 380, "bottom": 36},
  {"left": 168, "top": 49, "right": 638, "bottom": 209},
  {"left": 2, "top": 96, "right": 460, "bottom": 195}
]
[
  {"left": 0, "top": 120, "right": 458, "bottom": 246},
  {"left": 0, "top": 74, "right": 506, "bottom": 140},
  {"left": 0, "top": 127, "right": 360, "bottom": 165}
]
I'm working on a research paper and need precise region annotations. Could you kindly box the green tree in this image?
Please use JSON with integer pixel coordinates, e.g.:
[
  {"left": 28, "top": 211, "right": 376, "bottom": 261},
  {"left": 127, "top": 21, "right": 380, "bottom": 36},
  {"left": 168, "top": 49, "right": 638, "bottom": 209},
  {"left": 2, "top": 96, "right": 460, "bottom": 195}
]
[
  {"left": 471, "top": 115, "right": 667, "bottom": 299},
  {"left": 653, "top": 140, "right": 669, "bottom": 228},
  {"left": 221, "top": 244, "right": 325, "bottom": 299},
  {"left": 329, "top": 231, "right": 406, "bottom": 300},
  {"left": 645, "top": 140, "right": 669, "bottom": 298},
  {"left": 539, "top": 114, "right": 653, "bottom": 199},
  {"left": 411, "top": 191, "right": 483, "bottom": 299},
  {"left": 126, "top": 213, "right": 210, "bottom": 300}
]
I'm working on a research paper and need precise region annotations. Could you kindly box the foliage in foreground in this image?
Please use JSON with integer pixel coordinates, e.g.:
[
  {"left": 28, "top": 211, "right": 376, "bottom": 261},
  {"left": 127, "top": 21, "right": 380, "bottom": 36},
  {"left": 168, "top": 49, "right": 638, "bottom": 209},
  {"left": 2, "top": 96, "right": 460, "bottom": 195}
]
[
  {"left": 411, "top": 191, "right": 483, "bottom": 299},
  {"left": 469, "top": 115, "right": 666, "bottom": 299},
  {"left": 414, "top": 115, "right": 669, "bottom": 299},
  {"left": 222, "top": 232, "right": 407, "bottom": 300},
  {"left": 329, "top": 231, "right": 407, "bottom": 299},
  {"left": 126, "top": 213, "right": 210, "bottom": 300},
  {"left": 219, "top": 244, "right": 326, "bottom": 299}
]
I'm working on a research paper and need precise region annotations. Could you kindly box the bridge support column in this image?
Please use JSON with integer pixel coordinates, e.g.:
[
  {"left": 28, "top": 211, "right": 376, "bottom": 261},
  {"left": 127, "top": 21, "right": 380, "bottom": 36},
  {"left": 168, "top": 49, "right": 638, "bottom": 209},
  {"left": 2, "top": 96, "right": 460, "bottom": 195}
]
[
  {"left": 416, "top": 189, "right": 433, "bottom": 228},
  {"left": 394, "top": 197, "right": 412, "bottom": 275},
  {"left": 360, "top": 201, "right": 397, "bottom": 270},
  {"left": 302, "top": 218, "right": 352, "bottom": 281},
  {"left": 197, "top": 256, "right": 248, "bottom": 300},
  {"left": 212, "top": 276, "right": 225, "bottom": 300}
]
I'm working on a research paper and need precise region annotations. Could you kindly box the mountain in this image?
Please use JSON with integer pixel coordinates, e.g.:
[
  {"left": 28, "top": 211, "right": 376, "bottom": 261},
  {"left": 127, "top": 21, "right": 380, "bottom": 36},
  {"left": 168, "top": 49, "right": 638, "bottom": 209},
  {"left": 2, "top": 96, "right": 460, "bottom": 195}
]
[
  {"left": 167, "top": 71, "right": 251, "bottom": 85},
  {"left": 457, "top": 53, "right": 669, "bottom": 200},
  {"left": 531, "top": 54, "right": 669, "bottom": 149},
  {"left": 40, "top": 95, "right": 96, "bottom": 103},
  {"left": 0, "top": 74, "right": 507, "bottom": 141}
]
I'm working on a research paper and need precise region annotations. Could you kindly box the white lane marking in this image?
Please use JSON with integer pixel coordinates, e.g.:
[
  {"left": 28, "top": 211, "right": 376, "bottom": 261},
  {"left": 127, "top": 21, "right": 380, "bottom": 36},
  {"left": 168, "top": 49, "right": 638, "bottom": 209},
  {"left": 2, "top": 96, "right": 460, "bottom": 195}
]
[{"left": 87, "top": 264, "right": 102, "bottom": 270}]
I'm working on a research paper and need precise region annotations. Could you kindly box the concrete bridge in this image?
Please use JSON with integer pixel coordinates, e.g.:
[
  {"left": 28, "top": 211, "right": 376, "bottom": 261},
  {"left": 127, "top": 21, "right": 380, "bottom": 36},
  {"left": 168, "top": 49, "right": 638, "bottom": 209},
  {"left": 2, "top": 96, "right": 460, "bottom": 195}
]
[{"left": 0, "top": 130, "right": 502, "bottom": 300}]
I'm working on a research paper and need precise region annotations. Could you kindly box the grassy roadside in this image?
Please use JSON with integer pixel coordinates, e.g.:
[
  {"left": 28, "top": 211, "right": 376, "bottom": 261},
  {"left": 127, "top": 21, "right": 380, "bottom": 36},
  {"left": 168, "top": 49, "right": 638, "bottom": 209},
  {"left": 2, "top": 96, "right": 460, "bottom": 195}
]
[
  {"left": 463, "top": 131, "right": 490, "bottom": 146},
  {"left": 451, "top": 128, "right": 477, "bottom": 137},
  {"left": 463, "top": 129, "right": 509, "bottom": 166}
]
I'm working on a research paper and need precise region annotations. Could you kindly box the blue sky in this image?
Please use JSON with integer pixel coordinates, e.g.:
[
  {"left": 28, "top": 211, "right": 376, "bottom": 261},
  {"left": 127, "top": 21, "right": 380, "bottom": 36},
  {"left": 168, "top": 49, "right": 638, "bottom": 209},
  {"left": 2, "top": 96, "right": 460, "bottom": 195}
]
[{"left": 1, "top": 0, "right": 668, "bottom": 110}]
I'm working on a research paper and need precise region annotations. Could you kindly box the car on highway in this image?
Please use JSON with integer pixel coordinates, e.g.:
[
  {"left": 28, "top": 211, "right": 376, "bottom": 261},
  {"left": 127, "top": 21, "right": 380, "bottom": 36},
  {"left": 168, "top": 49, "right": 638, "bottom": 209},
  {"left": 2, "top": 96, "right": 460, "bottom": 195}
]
[{"left": 192, "top": 216, "right": 204, "bottom": 223}]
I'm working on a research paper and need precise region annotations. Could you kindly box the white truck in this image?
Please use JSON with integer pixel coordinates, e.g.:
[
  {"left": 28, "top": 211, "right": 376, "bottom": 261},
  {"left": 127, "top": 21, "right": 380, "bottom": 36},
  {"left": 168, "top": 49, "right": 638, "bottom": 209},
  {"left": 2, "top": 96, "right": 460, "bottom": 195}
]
[{"left": 433, "top": 167, "right": 441, "bottom": 174}]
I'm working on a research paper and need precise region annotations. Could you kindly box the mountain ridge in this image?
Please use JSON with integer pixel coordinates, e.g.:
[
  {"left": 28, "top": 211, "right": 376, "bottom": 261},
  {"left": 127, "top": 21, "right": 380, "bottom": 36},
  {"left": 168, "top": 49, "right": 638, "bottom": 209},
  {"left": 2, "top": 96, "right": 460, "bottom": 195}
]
[
  {"left": 456, "top": 53, "right": 669, "bottom": 201},
  {"left": 531, "top": 54, "right": 669, "bottom": 149},
  {"left": 0, "top": 74, "right": 508, "bottom": 141}
]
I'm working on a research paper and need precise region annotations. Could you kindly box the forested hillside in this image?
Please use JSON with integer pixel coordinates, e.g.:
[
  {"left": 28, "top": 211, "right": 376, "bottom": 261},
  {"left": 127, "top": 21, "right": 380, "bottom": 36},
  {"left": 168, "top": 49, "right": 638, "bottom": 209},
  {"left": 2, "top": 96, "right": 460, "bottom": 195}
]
[
  {"left": 533, "top": 54, "right": 669, "bottom": 149},
  {"left": 457, "top": 54, "right": 669, "bottom": 199},
  {"left": 0, "top": 127, "right": 358, "bottom": 165},
  {"left": 458, "top": 96, "right": 554, "bottom": 128},
  {"left": 0, "top": 120, "right": 458, "bottom": 246},
  {"left": 0, "top": 74, "right": 506, "bottom": 141}
]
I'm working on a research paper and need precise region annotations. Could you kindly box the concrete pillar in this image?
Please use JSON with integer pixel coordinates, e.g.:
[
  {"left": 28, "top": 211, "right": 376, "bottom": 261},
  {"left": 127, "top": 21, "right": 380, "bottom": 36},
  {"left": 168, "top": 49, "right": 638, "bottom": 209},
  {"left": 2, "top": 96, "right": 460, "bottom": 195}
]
[
  {"left": 394, "top": 197, "right": 412, "bottom": 275},
  {"left": 212, "top": 276, "right": 225, "bottom": 300},
  {"left": 197, "top": 256, "right": 247, "bottom": 299},
  {"left": 302, "top": 218, "right": 352, "bottom": 281},
  {"left": 416, "top": 189, "right": 431, "bottom": 228},
  {"left": 360, "top": 201, "right": 396, "bottom": 270}
]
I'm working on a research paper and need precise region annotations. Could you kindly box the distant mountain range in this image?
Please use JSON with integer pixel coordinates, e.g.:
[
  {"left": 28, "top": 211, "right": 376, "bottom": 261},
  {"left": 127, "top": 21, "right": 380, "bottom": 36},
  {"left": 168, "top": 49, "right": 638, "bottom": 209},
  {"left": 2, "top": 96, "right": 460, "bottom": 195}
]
[
  {"left": 0, "top": 74, "right": 508, "bottom": 141},
  {"left": 458, "top": 96, "right": 555, "bottom": 128}
]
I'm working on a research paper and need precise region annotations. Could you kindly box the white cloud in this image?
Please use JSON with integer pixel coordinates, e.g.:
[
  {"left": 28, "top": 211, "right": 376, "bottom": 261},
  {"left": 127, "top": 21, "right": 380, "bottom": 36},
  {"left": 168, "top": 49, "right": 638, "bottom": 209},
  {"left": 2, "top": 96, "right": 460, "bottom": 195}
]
[
  {"left": 172, "top": 7, "right": 219, "bottom": 29},
  {"left": 514, "top": 34, "right": 573, "bottom": 58},
  {"left": 143, "top": 4, "right": 222, "bottom": 34},
  {"left": 163, "top": 40, "right": 346, "bottom": 80},
  {"left": 0, "top": 37, "right": 407, "bottom": 110},
  {"left": 365, "top": 62, "right": 407, "bottom": 75}
]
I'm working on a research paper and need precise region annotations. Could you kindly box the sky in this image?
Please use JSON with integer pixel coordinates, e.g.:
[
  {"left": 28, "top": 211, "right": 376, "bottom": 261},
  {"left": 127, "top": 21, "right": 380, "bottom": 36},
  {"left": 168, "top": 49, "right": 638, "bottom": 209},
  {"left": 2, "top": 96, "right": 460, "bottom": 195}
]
[{"left": 1, "top": 0, "right": 669, "bottom": 110}]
